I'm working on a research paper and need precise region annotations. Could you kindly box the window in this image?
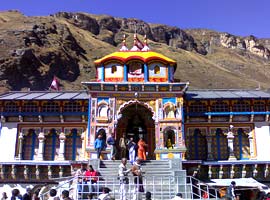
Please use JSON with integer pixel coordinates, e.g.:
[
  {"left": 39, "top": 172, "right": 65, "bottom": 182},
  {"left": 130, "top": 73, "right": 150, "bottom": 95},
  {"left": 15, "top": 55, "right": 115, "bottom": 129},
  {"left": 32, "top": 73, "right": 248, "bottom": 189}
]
[
  {"left": 189, "top": 101, "right": 207, "bottom": 113},
  {"left": 233, "top": 101, "right": 250, "bottom": 112},
  {"left": 164, "top": 103, "right": 175, "bottom": 119},
  {"left": 154, "top": 65, "right": 160, "bottom": 74},
  {"left": 42, "top": 102, "right": 59, "bottom": 112},
  {"left": 4, "top": 102, "right": 19, "bottom": 112},
  {"left": 211, "top": 101, "right": 229, "bottom": 112},
  {"left": 64, "top": 102, "right": 81, "bottom": 112},
  {"left": 111, "top": 65, "right": 117, "bottom": 74},
  {"left": 23, "top": 102, "right": 38, "bottom": 112},
  {"left": 253, "top": 101, "right": 265, "bottom": 112},
  {"left": 98, "top": 104, "right": 109, "bottom": 117}
]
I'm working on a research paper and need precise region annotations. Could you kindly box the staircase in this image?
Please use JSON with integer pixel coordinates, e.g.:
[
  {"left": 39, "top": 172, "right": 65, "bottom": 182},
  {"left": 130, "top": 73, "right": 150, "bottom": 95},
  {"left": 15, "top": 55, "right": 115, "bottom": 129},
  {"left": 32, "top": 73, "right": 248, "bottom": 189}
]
[{"left": 96, "top": 159, "right": 183, "bottom": 199}]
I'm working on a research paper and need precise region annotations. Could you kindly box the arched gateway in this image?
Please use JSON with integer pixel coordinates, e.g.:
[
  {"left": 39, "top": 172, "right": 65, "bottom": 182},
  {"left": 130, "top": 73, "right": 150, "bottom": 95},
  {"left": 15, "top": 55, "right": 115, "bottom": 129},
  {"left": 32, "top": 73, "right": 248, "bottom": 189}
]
[
  {"left": 116, "top": 101, "right": 155, "bottom": 159},
  {"left": 83, "top": 34, "right": 188, "bottom": 160}
]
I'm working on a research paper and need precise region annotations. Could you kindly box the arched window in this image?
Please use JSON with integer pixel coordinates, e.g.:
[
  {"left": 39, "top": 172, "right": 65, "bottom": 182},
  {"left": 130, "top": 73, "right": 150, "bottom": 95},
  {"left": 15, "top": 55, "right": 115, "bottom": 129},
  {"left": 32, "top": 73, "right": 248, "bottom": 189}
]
[
  {"left": 4, "top": 102, "right": 19, "bottom": 112},
  {"left": 212, "top": 101, "right": 229, "bottom": 112},
  {"left": 163, "top": 128, "right": 175, "bottom": 149},
  {"left": 212, "top": 128, "right": 228, "bottom": 160},
  {"left": 22, "top": 129, "right": 38, "bottom": 160},
  {"left": 111, "top": 65, "right": 117, "bottom": 74},
  {"left": 186, "top": 129, "right": 207, "bottom": 160},
  {"left": 164, "top": 103, "right": 175, "bottom": 119},
  {"left": 64, "top": 102, "right": 81, "bottom": 112},
  {"left": 233, "top": 101, "right": 250, "bottom": 112},
  {"left": 44, "top": 129, "right": 59, "bottom": 160},
  {"left": 189, "top": 102, "right": 207, "bottom": 113},
  {"left": 65, "top": 129, "right": 82, "bottom": 160},
  {"left": 98, "top": 104, "right": 109, "bottom": 118},
  {"left": 253, "top": 101, "right": 265, "bottom": 112},
  {"left": 42, "top": 102, "right": 59, "bottom": 112},
  {"left": 234, "top": 128, "right": 250, "bottom": 160},
  {"left": 22, "top": 102, "right": 38, "bottom": 112},
  {"left": 154, "top": 65, "right": 160, "bottom": 74}
]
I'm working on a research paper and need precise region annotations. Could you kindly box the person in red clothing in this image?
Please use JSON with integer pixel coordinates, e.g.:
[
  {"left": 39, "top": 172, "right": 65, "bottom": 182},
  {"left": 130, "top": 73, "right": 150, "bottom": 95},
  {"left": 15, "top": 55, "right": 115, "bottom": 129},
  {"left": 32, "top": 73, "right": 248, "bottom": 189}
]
[{"left": 85, "top": 165, "right": 99, "bottom": 198}]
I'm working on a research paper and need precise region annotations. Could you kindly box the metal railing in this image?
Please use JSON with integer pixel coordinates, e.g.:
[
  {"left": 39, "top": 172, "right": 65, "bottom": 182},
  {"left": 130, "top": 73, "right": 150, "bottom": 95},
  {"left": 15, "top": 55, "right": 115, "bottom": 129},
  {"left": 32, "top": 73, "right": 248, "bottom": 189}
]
[{"left": 40, "top": 175, "right": 220, "bottom": 200}]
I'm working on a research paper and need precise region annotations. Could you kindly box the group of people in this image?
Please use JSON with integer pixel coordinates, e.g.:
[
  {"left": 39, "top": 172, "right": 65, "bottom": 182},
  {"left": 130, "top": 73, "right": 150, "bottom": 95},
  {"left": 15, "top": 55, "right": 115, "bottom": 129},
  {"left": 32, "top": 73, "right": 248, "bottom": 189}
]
[
  {"left": 118, "top": 158, "right": 144, "bottom": 200},
  {"left": 75, "top": 163, "right": 99, "bottom": 199},
  {"left": 0, "top": 188, "right": 72, "bottom": 200},
  {"left": 94, "top": 132, "right": 148, "bottom": 163}
]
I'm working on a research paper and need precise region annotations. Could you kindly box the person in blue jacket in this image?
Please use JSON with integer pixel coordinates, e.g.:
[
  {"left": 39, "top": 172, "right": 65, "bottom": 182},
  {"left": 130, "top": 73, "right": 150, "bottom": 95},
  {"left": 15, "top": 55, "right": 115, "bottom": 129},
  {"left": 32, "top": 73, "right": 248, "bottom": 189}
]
[{"left": 94, "top": 134, "right": 106, "bottom": 159}]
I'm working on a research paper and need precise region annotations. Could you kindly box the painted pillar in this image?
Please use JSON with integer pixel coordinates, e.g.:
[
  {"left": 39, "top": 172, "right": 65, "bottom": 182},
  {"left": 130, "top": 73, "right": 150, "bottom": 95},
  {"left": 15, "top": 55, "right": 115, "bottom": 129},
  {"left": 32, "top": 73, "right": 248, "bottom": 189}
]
[
  {"left": 58, "top": 132, "right": 66, "bottom": 161},
  {"left": 87, "top": 95, "right": 92, "bottom": 146},
  {"left": 227, "top": 127, "right": 237, "bottom": 160},
  {"left": 144, "top": 63, "right": 148, "bottom": 82},
  {"left": 124, "top": 64, "right": 128, "bottom": 82},
  {"left": 206, "top": 135, "right": 214, "bottom": 160},
  {"left": 80, "top": 131, "right": 86, "bottom": 160},
  {"left": 248, "top": 131, "right": 255, "bottom": 159},
  {"left": 37, "top": 131, "right": 45, "bottom": 161},
  {"left": 168, "top": 65, "right": 171, "bottom": 82},
  {"left": 18, "top": 132, "right": 24, "bottom": 160},
  {"left": 101, "top": 64, "right": 105, "bottom": 82}
]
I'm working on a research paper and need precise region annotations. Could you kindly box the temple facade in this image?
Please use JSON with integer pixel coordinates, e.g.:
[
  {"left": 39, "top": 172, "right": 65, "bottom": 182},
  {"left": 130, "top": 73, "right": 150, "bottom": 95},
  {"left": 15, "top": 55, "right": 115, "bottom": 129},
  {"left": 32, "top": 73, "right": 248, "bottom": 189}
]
[{"left": 1, "top": 34, "right": 270, "bottom": 182}]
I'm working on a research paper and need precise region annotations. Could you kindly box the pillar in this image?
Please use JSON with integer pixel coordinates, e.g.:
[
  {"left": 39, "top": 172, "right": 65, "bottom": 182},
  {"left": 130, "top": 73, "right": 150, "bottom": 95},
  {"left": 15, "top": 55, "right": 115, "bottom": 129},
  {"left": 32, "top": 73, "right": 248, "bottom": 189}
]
[
  {"left": 58, "top": 132, "right": 66, "bottom": 161},
  {"left": 144, "top": 63, "right": 148, "bottom": 82},
  {"left": 248, "top": 131, "right": 255, "bottom": 159},
  {"left": 101, "top": 64, "right": 105, "bottom": 82},
  {"left": 124, "top": 64, "right": 127, "bottom": 82},
  {"left": 206, "top": 135, "right": 214, "bottom": 160},
  {"left": 18, "top": 132, "right": 24, "bottom": 160},
  {"left": 24, "top": 165, "right": 29, "bottom": 180},
  {"left": 37, "top": 132, "right": 45, "bottom": 161},
  {"left": 80, "top": 132, "right": 86, "bottom": 160},
  {"left": 227, "top": 126, "right": 237, "bottom": 161}
]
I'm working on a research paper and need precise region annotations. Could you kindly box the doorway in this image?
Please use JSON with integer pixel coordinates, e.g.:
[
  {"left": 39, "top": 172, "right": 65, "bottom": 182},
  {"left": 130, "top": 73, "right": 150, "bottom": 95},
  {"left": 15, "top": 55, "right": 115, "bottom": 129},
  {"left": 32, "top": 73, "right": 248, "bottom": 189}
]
[{"left": 116, "top": 102, "right": 155, "bottom": 159}]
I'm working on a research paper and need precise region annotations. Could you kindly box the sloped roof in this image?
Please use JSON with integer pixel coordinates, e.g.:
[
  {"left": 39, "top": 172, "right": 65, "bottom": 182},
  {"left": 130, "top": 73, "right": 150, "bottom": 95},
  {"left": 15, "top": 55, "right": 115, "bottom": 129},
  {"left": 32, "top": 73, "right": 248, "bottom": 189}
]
[
  {"left": 185, "top": 90, "right": 270, "bottom": 100},
  {"left": 0, "top": 91, "right": 88, "bottom": 100},
  {"left": 94, "top": 51, "right": 176, "bottom": 65}
]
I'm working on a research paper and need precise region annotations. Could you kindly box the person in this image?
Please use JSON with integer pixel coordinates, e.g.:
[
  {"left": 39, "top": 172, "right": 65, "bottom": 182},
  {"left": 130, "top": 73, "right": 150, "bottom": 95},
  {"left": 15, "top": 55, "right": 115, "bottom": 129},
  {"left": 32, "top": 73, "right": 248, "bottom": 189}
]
[
  {"left": 118, "top": 158, "right": 131, "bottom": 200},
  {"left": 75, "top": 163, "right": 88, "bottom": 197},
  {"left": 145, "top": 191, "right": 152, "bottom": 200},
  {"left": 107, "top": 133, "right": 116, "bottom": 160},
  {"left": 171, "top": 193, "right": 184, "bottom": 200},
  {"left": 131, "top": 159, "right": 144, "bottom": 200},
  {"left": 98, "top": 187, "right": 112, "bottom": 200},
  {"left": 85, "top": 165, "right": 99, "bottom": 198},
  {"left": 226, "top": 181, "right": 236, "bottom": 200},
  {"left": 61, "top": 190, "right": 72, "bottom": 200},
  {"left": 32, "top": 189, "right": 40, "bottom": 200},
  {"left": 11, "top": 189, "right": 21, "bottom": 200},
  {"left": 94, "top": 134, "right": 106, "bottom": 159},
  {"left": 22, "top": 187, "right": 31, "bottom": 200},
  {"left": 166, "top": 138, "right": 173, "bottom": 149},
  {"left": 137, "top": 137, "right": 147, "bottom": 160},
  {"left": 119, "top": 134, "right": 128, "bottom": 158},
  {"left": 1, "top": 192, "right": 8, "bottom": 200},
  {"left": 48, "top": 189, "right": 59, "bottom": 200},
  {"left": 128, "top": 137, "right": 137, "bottom": 164}
]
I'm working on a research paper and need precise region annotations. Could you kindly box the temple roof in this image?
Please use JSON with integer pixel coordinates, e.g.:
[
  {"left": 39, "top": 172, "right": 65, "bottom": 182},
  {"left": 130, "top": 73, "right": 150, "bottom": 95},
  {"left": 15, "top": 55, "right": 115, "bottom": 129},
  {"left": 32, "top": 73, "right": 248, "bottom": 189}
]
[{"left": 94, "top": 51, "right": 177, "bottom": 66}]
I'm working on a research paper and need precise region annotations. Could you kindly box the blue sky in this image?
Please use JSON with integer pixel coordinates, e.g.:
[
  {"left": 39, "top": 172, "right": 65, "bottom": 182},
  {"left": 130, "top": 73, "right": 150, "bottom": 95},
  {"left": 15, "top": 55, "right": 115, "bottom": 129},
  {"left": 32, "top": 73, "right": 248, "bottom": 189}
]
[{"left": 1, "top": 0, "right": 270, "bottom": 38}]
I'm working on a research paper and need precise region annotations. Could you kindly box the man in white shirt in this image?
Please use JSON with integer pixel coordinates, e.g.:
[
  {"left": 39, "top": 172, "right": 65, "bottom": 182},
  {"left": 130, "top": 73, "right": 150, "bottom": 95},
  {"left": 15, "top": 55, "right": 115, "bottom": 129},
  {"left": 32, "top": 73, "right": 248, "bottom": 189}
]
[{"left": 118, "top": 158, "right": 131, "bottom": 200}]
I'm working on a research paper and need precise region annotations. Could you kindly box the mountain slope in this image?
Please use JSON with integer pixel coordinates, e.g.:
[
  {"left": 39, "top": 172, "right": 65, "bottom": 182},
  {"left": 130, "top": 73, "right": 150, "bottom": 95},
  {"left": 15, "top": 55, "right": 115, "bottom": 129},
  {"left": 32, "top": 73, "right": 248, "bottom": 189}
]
[{"left": 0, "top": 10, "right": 269, "bottom": 92}]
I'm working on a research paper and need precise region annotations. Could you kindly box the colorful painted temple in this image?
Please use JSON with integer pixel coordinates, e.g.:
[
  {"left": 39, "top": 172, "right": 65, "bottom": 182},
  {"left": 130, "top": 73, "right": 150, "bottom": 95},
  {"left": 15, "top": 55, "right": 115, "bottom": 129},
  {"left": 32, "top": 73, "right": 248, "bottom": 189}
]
[{"left": 1, "top": 34, "right": 270, "bottom": 183}]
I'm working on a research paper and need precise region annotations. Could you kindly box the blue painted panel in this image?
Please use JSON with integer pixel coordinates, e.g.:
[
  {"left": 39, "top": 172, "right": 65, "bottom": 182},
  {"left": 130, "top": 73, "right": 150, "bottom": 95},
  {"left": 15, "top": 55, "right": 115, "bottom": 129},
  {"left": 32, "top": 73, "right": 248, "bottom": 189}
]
[
  {"left": 87, "top": 97, "right": 91, "bottom": 138},
  {"left": 31, "top": 132, "right": 36, "bottom": 160},
  {"left": 97, "top": 97, "right": 109, "bottom": 104},
  {"left": 162, "top": 98, "right": 176, "bottom": 105},
  {"left": 144, "top": 64, "right": 148, "bottom": 82},
  {"left": 124, "top": 64, "right": 127, "bottom": 82},
  {"left": 72, "top": 129, "right": 77, "bottom": 160}
]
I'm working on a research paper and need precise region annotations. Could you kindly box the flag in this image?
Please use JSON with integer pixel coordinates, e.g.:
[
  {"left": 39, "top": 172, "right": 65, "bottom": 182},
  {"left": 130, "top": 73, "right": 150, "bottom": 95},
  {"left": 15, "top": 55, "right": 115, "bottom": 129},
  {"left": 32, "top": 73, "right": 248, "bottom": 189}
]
[{"left": 49, "top": 76, "right": 60, "bottom": 91}]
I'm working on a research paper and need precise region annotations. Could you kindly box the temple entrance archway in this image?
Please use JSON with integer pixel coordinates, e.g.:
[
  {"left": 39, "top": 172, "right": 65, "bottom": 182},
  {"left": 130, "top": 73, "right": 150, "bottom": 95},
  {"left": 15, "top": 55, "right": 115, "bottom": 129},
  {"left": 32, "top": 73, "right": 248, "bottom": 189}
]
[{"left": 116, "top": 101, "right": 155, "bottom": 159}]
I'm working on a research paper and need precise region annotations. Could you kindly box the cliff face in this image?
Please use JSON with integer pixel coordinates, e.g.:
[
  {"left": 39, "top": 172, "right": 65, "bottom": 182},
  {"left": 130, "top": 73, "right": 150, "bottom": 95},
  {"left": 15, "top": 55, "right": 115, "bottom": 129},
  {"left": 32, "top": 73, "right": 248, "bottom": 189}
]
[{"left": 0, "top": 10, "right": 270, "bottom": 92}]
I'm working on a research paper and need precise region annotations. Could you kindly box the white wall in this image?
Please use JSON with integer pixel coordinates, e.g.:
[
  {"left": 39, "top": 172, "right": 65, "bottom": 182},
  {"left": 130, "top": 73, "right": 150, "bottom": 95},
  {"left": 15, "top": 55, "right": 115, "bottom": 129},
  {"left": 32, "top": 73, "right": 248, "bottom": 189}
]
[
  {"left": 255, "top": 122, "right": 270, "bottom": 160},
  {"left": 0, "top": 123, "right": 18, "bottom": 161}
]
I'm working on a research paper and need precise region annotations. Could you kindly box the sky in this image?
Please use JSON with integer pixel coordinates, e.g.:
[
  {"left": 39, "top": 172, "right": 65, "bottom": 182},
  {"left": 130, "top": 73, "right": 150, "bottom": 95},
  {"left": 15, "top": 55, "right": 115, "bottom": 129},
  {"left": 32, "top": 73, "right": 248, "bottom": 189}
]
[{"left": 1, "top": 0, "right": 270, "bottom": 38}]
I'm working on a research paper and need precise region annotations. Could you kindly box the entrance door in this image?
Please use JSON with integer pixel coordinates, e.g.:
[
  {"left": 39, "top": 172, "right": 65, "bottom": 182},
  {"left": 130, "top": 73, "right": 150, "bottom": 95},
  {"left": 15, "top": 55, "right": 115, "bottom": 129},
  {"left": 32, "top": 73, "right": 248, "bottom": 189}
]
[{"left": 116, "top": 103, "right": 155, "bottom": 159}]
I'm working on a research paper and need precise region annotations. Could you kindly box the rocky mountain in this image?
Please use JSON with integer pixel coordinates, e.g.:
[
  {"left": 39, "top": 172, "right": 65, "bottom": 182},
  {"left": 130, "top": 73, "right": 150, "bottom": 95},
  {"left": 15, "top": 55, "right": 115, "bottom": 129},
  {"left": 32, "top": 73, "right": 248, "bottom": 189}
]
[{"left": 0, "top": 10, "right": 270, "bottom": 92}]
